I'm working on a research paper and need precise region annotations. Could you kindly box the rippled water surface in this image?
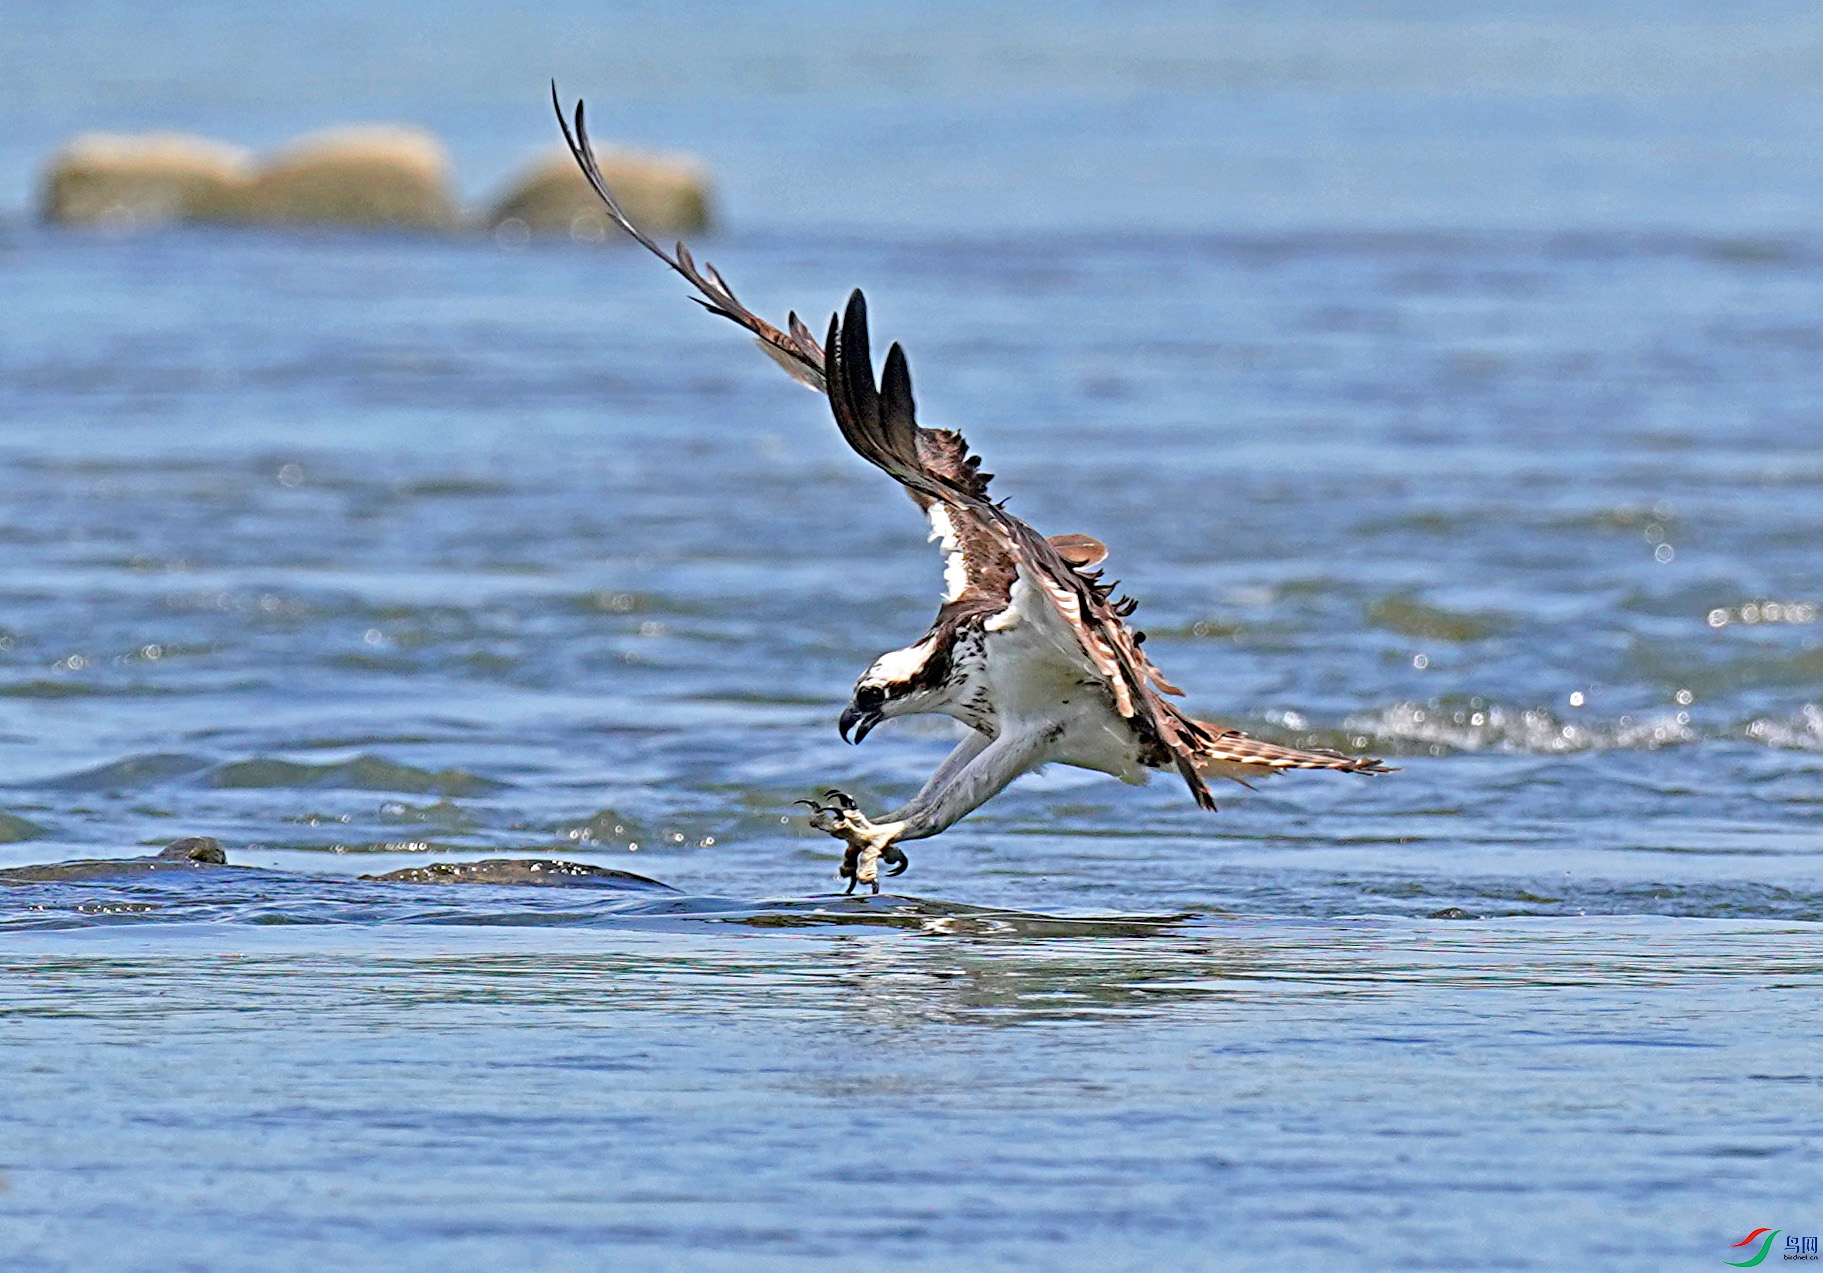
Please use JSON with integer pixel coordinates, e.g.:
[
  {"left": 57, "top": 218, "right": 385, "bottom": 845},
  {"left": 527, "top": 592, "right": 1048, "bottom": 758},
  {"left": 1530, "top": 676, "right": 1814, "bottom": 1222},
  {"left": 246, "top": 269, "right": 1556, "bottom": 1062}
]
[{"left": 5, "top": 3, "right": 1823, "bottom": 1269}]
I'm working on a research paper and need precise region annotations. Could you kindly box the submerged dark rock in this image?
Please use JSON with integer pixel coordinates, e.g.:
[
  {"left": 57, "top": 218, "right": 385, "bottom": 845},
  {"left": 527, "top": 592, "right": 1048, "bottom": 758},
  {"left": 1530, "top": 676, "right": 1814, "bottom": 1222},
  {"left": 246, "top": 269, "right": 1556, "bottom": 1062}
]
[
  {"left": 361, "top": 858, "right": 676, "bottom": 891},
  {"left": 160, "top": 836, "right": 228, "bottom": 864},
  {"left": 0, "top": 835, "right": 228, "bottom": 882}
]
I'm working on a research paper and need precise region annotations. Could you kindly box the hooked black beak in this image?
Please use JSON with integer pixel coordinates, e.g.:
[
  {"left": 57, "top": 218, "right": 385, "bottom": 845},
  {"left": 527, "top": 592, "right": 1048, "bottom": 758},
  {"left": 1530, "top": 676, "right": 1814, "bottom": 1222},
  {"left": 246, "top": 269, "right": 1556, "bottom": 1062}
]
[{"left": 838, "top": 703, "right": 881, "bottom": 745}]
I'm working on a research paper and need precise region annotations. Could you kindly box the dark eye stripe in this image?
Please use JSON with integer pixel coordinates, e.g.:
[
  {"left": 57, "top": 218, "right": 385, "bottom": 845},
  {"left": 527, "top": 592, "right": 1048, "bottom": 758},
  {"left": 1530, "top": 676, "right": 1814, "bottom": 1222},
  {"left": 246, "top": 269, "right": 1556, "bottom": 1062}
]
[{"left": 905, "top": 642, "right": 951, "bottom": 694}]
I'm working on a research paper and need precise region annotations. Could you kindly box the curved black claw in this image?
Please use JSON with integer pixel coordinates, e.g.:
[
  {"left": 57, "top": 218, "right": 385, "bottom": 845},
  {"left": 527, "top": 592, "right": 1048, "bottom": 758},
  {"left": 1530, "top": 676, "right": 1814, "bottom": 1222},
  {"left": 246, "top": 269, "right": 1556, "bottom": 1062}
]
[
  {"left": 837, "top": 846, "right": 880, "bottom": 895},
  {"left": 801, "top": 794, "right": 852, "bottom": 836},
  {"left": 820, "top": 789, "right": 858, "bottom": 811},
  {"left": 882, "top": 845, "right": 909, "bottom": 878}
]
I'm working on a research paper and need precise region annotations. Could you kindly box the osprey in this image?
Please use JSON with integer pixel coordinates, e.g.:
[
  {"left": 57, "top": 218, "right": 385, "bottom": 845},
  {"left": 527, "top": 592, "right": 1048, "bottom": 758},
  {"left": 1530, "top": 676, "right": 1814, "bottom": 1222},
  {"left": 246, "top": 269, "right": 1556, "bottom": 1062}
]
[{"left": 556, "top": 92, "right": 1393, "bottom": 893}]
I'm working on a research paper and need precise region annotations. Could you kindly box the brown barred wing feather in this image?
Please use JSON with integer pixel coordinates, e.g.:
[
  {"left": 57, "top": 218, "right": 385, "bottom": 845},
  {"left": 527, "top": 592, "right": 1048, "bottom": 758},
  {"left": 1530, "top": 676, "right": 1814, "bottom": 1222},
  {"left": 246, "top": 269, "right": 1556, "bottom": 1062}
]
[
  {"left": 553, "top": 88, "right": 827, "bottom": 391},
  {"left": 1196, "top": 731, "right": 1396, "bottom": 782}
]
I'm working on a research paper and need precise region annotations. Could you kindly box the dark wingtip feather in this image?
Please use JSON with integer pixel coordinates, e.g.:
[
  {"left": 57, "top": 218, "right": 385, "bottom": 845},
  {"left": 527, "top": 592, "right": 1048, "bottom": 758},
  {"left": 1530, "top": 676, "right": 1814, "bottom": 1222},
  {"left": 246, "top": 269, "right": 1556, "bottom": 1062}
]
[
  {"left": 882, "top": 343, "right": 911, "bottom": 396},
  {"left": 1179, "top": 756, "right": 1218, "bottom": 810},
  {"left": 824, "top": 306, "right": 880, "bottom": 469},
  {"left": 837, "top": 291, "right": 878, "bottom": 431},
  {"left": 825, "top": 309, "right": 852, "bottom": 427},
  {"left": 879, "top": 343, "right": 919, "bottom": 461}
]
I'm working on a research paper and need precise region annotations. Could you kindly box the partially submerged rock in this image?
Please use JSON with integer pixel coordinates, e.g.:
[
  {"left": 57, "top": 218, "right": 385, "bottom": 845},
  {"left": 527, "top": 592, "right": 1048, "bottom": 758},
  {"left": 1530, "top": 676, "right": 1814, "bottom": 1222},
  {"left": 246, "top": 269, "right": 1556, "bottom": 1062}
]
[
  {"left": 0, "top": 842, "right": 679, "bottom": 896},
  {"left": 160, "top": 836, "right": 228, "bottom": 864},
  {"left": 0, "top": 836, "right": 227, "bottom": 883},
  {"left": 362, "top": 857, "right": 675, "bottom": 890},
  {"left": 485, "top": 146, "right": 711, "bottom": 243},
  {"left": 223, "top": 125, "right": 458, "bottom": 230},
  {"left": 39, "top": 133, "right": 252, "bottom": 227}
]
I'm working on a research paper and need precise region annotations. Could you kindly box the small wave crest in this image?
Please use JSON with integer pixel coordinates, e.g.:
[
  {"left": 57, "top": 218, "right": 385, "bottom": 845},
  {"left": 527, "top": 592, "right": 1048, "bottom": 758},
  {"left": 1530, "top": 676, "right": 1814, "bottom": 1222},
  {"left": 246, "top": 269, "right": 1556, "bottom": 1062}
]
[
  {"left": 1343, "top": 701, "right": 1695, "bottom": 755},
  {"left": 27, "top": 752, "right": 506, "bottom": 797},
  {"left": 1345, "top": 699, "right": 1823, "bottom": 755},
  {"left": 1743, "top": 704, "right": 1823, "bottom": 752},
  {"left": 208, "top": 754, "right": 505, "bottom": 796}
]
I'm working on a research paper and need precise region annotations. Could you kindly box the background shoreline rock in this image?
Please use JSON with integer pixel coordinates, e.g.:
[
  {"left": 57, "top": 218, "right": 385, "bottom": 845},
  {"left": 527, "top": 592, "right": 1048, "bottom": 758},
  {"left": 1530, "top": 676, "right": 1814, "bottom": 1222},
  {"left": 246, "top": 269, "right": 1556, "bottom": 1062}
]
[
  {"left": 485, "top": 145, "right": 710, "bottom": 243},
  {"left": 222, "top": 125, "right": 457, "bottom": 231},
  {"left": 39, "top": 132, "right": 253, "bottom": 229},
  {"left": 38, "top": 125, "right": 711, "bottom": 238}
]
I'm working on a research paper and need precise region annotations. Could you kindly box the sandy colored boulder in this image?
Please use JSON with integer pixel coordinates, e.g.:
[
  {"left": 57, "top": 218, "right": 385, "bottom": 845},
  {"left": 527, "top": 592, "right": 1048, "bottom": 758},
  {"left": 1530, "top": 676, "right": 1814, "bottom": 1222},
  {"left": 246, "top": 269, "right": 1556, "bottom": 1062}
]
[
  {"left": 224, "top": 125, "right": 458, "bottom": 230},
  {"left": 486, "top": 145, "right": 711, "bottom": 243},
  {"left": 37, "top": 125, "right": 702, "bottom": 239},
  {"left": 39, "top": 132, "right": 252, "bottom": 227}
]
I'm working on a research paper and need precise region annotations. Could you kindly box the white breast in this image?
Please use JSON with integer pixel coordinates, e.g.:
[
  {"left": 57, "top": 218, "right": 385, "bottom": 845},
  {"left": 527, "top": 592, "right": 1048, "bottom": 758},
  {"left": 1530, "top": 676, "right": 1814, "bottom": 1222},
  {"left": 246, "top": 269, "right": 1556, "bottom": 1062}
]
[{"left": 979, "top": 571, "right": 1149, "bottom": 784}]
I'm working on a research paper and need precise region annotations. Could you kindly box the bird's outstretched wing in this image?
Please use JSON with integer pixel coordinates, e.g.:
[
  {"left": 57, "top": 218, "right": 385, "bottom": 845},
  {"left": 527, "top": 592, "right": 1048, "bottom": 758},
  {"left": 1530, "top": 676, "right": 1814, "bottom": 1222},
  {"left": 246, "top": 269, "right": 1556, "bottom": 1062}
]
[
  {"left": 554, "top": 89, "right": 1011, "bottom": 602},
  {"left": 553, "top": 90, "right": 1392, "bottom": 807},
  {"left": 556, "top": 89, "right": 1013, "bottom": 612},
  {"left": 554, "top": 88, "right": 827, "bottom": 391}
]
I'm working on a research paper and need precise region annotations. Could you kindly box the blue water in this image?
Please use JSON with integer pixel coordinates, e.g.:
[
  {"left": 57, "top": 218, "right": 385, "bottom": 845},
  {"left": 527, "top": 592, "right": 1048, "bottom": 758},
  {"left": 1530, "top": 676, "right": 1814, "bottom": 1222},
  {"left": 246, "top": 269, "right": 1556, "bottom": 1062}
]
[{"left": 4, "top": 3, "right": 1823, "bottom": 1270}]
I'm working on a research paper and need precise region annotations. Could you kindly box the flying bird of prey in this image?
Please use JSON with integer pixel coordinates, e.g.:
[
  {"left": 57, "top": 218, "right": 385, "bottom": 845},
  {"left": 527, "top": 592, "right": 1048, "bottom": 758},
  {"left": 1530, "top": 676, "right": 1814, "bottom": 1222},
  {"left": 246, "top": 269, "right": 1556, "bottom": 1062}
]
[{"left": 555, "top": 91, "right": 1393, "bottom": 893}]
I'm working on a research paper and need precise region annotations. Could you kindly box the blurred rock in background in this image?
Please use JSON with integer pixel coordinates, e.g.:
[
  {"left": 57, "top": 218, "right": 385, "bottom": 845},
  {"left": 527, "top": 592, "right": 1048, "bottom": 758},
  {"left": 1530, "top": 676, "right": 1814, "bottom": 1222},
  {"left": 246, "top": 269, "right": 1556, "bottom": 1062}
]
[
  {"left": 39, "top": 132, "right": 252, "bottom": 229},
  {"left": 223, "top": 125, "right": 457, "bottom": 230},
  {"left": 38, "top": 127, "right": 706, "bottom": 238},
  {"left": 484, "top": 145, "right": 711, "bottom": 243}
]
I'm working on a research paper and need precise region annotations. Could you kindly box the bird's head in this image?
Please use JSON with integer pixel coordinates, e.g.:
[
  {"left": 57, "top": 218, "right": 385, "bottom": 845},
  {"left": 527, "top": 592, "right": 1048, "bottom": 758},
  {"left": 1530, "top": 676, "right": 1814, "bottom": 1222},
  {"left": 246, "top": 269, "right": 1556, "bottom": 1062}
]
[{"left": 840, "top": 638, "right": 952, "bottom": 744}]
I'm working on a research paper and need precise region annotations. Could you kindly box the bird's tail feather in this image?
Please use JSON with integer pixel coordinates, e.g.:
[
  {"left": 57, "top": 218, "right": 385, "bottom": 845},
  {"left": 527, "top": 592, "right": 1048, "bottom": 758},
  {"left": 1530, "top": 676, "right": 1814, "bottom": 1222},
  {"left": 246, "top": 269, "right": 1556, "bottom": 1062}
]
[{"left": 1195, "top": 729, "right": 1395, "bottom": 783}]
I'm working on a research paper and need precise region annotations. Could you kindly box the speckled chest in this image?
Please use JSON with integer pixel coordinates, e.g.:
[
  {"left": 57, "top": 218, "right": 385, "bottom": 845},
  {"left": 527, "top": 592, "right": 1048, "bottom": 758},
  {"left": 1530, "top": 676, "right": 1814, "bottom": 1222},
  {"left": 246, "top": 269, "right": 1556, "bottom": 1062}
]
[{"left": 937, "top": 623, "right": 996, "bottom": 733}]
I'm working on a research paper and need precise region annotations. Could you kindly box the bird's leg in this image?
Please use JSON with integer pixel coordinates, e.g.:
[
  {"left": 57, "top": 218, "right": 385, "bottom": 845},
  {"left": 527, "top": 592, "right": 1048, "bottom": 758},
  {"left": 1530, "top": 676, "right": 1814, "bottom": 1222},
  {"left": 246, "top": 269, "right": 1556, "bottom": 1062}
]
[
  {"left": 799, "top": 792, "right": 906, "bottom": 894},
  {"left": 885, "top": 723, "right": 1060, "bottom": 839},
  {"left": 799, "top": 725, "right": 1058, "bottom": 892}
]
